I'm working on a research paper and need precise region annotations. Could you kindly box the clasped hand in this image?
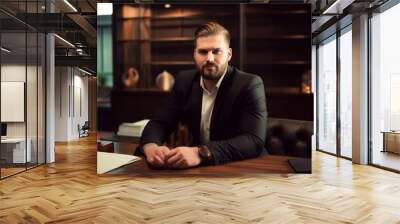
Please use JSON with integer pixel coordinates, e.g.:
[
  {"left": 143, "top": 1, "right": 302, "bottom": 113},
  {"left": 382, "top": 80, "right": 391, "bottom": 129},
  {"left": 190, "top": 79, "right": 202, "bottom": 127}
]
[{"left": 143, "top": 144, "right": 201, "bottom": 169}]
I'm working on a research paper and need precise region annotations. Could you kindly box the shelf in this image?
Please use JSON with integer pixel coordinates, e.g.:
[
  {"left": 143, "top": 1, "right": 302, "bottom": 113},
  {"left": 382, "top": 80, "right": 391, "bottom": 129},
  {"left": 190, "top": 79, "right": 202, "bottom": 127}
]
[
  {"left": 117, "top": 37, "right": 194, "bottom": 43},
  {"left": 148, "top": 61, "right": 195, "bottom": 66},
  {"left": 245, "top": 6, "right": 309, "bottom": 15},
  {"left": 116, "top": 61, "right": 195, "bottom": 67},
  {"left": 117, "top": 9, "right": 307, "bottom": 21},
  {"left": 115, "top": 63, "right": 143, "bottom": 67},
  {"left": 151, "top": 23, "right": 209, "bottom": 29},
  {"left": 266, "top": 87, "right": 302, "bottom": 94},
  {"left": 246, "top": 35, "right": 310, "bottom": 40},
  {"left": 247, "top": 61, "right": 310, "bottom": 66},
  {"left": 118, "top": 37, "right": 243, "bottom": 43},
  {"left": 118, "top": 13, "right": 235, "bottom": 21},
  {"left": 151, "top": 37, "right": 194, "bottom": 42},
  {"left": 117, "top": 88, "right": 167, "bottom": 93}
]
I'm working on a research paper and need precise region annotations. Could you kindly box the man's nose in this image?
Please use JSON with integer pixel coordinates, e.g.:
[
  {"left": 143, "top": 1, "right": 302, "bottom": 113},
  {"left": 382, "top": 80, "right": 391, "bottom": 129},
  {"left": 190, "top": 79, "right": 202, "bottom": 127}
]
[{"left": 206, "top": 51, "right": 214, "bottom": 62}]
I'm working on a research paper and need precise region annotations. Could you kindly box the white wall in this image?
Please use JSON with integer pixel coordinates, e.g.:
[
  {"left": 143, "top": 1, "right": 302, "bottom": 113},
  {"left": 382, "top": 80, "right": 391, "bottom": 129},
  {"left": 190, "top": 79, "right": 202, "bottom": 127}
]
[
  {"left": 54, "top": 67, "right": 89, "bottom": 141},
  {"left": 74, "top": 70, "right": 89, "bottom": 139},
  {"left": 1, "top": 65, "right": 39, "bottom": 137},
  {"left": 55, "top": 66, "right": 70, "bottom": 141},
  {"left": 1, "top": 65, "right": 26, "bottom": 130},
  {"left": 1, "top": 65, "right": 26, "bottom": 141},
  {"left": 1, "top": 64, "right": 46, "bottom": 164}
]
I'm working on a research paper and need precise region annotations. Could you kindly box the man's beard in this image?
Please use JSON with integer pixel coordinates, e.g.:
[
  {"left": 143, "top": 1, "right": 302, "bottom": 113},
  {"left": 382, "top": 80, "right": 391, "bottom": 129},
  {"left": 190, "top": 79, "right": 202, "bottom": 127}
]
[{"left": 199, "top": 62, "right": 228, "bottom": 81}]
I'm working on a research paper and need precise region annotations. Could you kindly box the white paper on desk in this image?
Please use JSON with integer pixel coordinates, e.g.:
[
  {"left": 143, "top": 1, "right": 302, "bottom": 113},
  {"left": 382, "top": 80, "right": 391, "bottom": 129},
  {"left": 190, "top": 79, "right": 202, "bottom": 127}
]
[{"left": 97, "top": 152, "right": 141, "bottom": 174}]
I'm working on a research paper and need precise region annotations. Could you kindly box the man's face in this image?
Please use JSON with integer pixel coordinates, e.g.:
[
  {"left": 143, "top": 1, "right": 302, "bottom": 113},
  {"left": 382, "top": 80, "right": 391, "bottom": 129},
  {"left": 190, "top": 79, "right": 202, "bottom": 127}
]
[{"left": 194, "top": 34, "right": 232, "bottom": 81}]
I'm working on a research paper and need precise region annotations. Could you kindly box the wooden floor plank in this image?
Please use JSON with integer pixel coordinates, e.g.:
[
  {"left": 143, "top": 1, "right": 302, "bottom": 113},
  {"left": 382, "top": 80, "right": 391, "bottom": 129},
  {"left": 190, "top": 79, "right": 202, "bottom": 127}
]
[{"left": 0, "top": 134, "right": 399, "bottom": 223}]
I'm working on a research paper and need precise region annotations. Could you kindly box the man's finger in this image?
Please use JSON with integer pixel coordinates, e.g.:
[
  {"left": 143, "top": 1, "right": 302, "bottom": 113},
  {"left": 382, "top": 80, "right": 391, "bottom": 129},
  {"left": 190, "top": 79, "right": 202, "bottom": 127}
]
[
  {"left": 155, "top": 150, "right": 167, "bottom": 160},
  {"left": 165, "top": 149, "right": 178, "bottom": 160},
  {"left": 171, "top": 157, "right": 186, "bottom": 169},
  {"left": 159, "top": 147, "right": 170, "bottom": 155},
  {"left": 153, "top": 155, "right": 165, "bottom": 166},
  {"left": 166, "top": 152, "right": 182, "bottom": 165},
  {"left": 147, "top": 156, "right": 154, "bottom": 164}
]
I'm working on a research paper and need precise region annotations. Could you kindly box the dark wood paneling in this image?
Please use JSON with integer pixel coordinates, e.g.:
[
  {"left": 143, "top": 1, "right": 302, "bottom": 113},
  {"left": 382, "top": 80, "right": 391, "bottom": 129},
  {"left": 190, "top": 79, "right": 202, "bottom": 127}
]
[
  {"left": 111, "top": 89, "right": 170, "bottom": 131},
  {"left": 266, "top": 93, "right": 313, "bottom": 121}
]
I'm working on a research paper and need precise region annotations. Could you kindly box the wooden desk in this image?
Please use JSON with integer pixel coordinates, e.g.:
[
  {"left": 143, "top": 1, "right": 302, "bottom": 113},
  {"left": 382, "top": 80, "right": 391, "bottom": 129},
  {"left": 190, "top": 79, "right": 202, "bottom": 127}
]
[
  {"left": 1, "top": 138, "right": 31, "bottom": 163},
  {"left": 99, "top": 133, "right": 140, "bottom": 144},
  {"left": 104, "top": 154, "right": 295, "bottom": 175},
  {"left": 98, "top": 134, "right": 306, "bottom": 175},
  {"left": 381, "top": 131, "right": 400, "bottom": 154}
]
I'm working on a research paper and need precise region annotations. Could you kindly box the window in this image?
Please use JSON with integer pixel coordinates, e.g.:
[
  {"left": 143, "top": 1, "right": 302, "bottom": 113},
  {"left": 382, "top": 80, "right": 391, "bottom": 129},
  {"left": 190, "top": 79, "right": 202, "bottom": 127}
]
[
  {"left": 370, "top": 2, "right": 400, "bottom": 171},
  {"left": 0, "top": 1, "right": 47, "bottom": 179},
  {"left": 339, "top": 27, "right": 352, "bottom": 158},
  {"left": 317, "top": 35, "right": 337, "bottom": 154}
]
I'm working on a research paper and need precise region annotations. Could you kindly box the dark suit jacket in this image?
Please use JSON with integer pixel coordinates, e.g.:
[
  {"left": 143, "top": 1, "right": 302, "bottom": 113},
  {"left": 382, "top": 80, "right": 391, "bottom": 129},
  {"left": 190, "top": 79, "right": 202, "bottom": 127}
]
[{"left": 139, "top": 66, "right": 267, "bottom": 165}]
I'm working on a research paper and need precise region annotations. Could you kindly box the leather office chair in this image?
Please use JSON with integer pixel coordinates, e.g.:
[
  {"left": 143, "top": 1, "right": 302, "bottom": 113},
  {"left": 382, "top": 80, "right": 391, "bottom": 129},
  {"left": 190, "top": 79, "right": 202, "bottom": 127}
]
[
  {"left": 79, "top": 121, "right": 90, "bottom": 138},
  {"left": 265, "top": 118, "right": 313, "bottom": 158},
  {"left": 165, "top": 118, "right": 313, "bottom": 158}
]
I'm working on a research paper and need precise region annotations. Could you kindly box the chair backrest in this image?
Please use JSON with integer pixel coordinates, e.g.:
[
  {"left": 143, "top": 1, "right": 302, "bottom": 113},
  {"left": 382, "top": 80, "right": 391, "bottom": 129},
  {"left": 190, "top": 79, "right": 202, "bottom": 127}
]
[
  {"left": 82, "top": 121, "right": 90, "bottom": 129},
  {"left": 266, "top": 118, "right": 313, "bottom": 158}
]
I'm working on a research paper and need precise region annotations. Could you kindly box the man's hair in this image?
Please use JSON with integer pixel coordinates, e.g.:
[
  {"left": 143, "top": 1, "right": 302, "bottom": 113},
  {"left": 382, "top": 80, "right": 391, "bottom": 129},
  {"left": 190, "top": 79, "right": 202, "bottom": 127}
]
[{"left": 194, "top": 22, "right": 230, "bottom": 47}]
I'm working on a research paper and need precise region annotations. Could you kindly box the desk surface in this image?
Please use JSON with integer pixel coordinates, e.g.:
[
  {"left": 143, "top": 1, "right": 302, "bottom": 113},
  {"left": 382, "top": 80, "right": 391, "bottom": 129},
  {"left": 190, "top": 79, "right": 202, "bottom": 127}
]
[
  {"left": 381, "top": 131, "right": 400, "bottom": 134},
  {"left": 105, "top": 154, "right": 295, "bottom": 175},
  {"left": 99, "top": 133, "right": 140, "bottom": 144},
  {"left": 1, "top": 137, "right": 27, "bottom": 143},
  {"left": 98, "top": 133, "right": 298, "bottom": 175}
]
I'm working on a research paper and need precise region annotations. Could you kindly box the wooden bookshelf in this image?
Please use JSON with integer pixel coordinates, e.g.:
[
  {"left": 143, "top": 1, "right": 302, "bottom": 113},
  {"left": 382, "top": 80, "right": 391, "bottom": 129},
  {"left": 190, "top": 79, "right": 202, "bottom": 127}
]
[
  {"left": 113, "top": 4, "right": 241, "bottom": 89},
  {"left": 104, "top": 3, "right": 313, "bottom": 132}
]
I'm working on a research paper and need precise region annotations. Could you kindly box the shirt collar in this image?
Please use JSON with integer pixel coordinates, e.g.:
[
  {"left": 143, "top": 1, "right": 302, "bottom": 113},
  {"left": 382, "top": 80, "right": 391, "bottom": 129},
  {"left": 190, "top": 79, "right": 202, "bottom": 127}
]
[{"left": 200, "top": 67, "right": 228, "bottom": 94}]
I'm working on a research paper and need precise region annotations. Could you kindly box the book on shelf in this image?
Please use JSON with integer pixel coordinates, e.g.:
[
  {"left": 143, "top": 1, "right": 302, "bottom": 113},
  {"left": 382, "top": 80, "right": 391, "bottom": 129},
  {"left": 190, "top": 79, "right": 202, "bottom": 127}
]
[{"left": 117, "top": 119, "right": 150, "bottom": 137}]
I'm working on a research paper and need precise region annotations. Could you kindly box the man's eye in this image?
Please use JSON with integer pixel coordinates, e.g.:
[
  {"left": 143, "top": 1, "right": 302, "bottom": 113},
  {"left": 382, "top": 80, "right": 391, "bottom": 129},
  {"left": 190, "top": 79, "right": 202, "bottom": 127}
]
[
  {"left": 198, "top": 50, "right": 208, "bottom": 55},
  {"left": 212, "top": 50, "right": 222, "bottom": 55}
]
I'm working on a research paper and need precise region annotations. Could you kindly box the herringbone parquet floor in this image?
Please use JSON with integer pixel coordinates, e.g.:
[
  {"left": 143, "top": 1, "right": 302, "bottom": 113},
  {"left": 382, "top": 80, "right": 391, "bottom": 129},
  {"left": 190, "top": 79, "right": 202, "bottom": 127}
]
[{"left": 1, "top": 134, "right": 400, "bottom": 223}]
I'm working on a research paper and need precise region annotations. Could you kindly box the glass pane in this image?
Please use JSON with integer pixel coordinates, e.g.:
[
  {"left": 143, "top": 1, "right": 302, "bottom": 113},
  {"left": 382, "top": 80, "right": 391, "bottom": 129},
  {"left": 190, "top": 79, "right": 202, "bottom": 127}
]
[
  {"left": 27, "top": 30, "right": 38, "bottom": 169},
  {"left": 26, "top": 0, "right": 40, "bottom": 168},
  {"left": 0, "top": 1, "right": 47, "bottom": 179},
  {"left": 371, "top": 3, "right": 400, "bottom": 171},
  {"left": 339, "top": 29, "right": 352, "bottom": 158},
  {"left": 1, "top": 11, "right": 28, "bottom": 177},
  {"left": 317, "top": 36, "right": 337, "bottom": 154},
  {"left": 312, "top": 45, "right": 317, "bottom": 151},
  {"left": 38, "top": 32, "right": 45, "bottom": 165}
]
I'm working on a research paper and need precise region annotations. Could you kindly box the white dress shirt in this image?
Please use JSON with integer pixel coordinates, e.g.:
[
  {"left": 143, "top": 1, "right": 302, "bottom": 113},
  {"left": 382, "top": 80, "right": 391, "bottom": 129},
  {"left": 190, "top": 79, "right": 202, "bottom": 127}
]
[{"left": 199, "top": 68, "right": 227, "bottom": 144}]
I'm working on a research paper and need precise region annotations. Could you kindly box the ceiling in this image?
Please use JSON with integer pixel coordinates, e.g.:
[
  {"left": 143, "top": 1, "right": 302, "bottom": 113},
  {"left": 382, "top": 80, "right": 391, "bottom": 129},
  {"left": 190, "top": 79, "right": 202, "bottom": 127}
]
[
  {"left": 0, "top": 0, "right": 96, "bottom": 14},
  {"left": 310, "top": 0, "right": 390, "bottom": 43},
  {"left": 1, "top": 0, "right": 392, "bottom": 73},
  {"left": 0, "top": 0, "right": 97, "bottom": 72}
]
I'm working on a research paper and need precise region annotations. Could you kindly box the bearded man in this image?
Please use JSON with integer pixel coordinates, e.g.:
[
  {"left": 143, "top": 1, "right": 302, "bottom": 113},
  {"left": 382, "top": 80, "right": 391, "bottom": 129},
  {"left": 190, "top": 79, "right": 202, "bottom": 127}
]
[{"left": 138, "top": 22, "right": 267, "bottom": 169}]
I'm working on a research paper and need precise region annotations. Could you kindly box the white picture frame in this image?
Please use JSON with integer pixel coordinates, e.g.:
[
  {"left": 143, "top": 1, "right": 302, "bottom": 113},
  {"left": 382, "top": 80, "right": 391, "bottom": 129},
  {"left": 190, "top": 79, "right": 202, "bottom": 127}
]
[{"left": 1, "top": 81, "right": 25, "bottom": 122}]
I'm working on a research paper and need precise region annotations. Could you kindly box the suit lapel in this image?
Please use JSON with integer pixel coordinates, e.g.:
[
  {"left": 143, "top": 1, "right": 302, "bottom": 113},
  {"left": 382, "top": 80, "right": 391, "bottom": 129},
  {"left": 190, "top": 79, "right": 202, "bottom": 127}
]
[
  {"left": 188, "top": 74, "right": 202, "bottom": 144},
  {"left": 210, "top": 66, "right": 234, "bottom": 138}
]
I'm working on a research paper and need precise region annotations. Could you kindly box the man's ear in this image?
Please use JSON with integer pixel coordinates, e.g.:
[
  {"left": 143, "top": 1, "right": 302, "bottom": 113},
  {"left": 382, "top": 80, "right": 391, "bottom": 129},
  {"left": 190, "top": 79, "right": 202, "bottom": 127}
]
[{"left": 227, "top": 48, "right": 232, "bottom": 61}]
